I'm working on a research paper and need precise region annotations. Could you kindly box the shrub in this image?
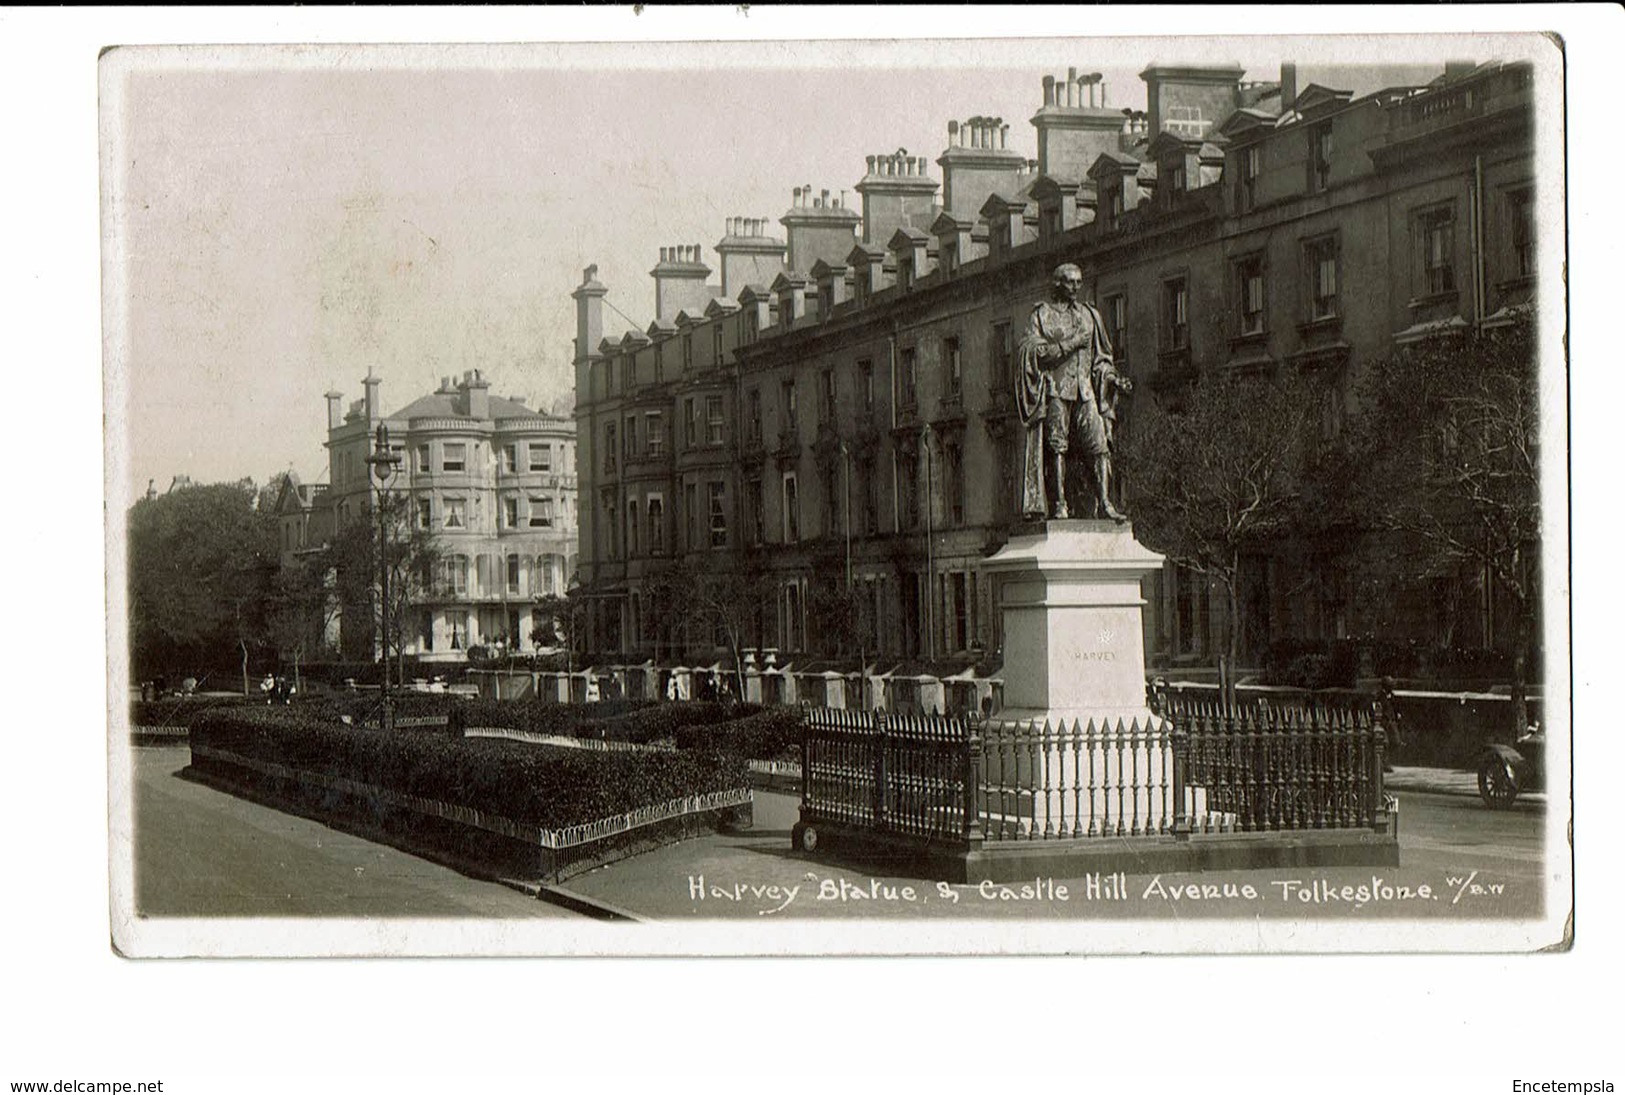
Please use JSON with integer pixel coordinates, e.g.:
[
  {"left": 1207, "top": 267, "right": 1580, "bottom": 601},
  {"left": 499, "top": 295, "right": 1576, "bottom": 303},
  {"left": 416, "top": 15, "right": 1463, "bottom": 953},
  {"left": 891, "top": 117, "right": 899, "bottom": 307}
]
[
  {"left": 447, "top": 698, "right": 655, "bottom": 736},
  {"left": 128, "top": 695, "right": 259, "bottom": 729},
  {"left": 575, "top": 701, "right": 760, "bottom": 744},
  {"left": 1260, "top": 640, "right": 1356, "bottom": 689},
  {"left": 674, "top": 708, "right": 803, "bottom": 761},
  {"left": 191, "top": 707, "right": 747, "bottom": 830}
]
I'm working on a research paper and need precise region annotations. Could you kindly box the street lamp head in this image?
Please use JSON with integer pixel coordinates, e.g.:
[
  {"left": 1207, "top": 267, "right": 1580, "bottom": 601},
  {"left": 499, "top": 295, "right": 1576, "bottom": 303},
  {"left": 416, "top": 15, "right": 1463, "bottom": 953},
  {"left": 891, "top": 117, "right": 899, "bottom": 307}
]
[{"left": 369, "top": 422, "right": 401, "bottom": 485}]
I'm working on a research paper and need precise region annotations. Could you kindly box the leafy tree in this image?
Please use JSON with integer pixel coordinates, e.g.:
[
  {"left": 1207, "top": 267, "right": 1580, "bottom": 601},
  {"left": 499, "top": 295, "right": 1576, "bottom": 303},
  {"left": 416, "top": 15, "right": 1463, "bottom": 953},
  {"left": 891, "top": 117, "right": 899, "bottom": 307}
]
[
  {"left": 806, "top": 540, "right": 871, "bottom": 663},
  {"left": 327, "top": 490, "right": 443, "bottom": 686},
  {"left": 128, "top": 480, "right": 280, "bottom": 688},
  {"left": 640, "top": 558, "right": 699, "bottom": 662},
  {"left": 1341, "top": 315, "right": 1541, "bottom": 723},
  {"left": 266, "top": 552, "right": 339, "bottom": 694},
  {"left": 691, "top": 551, "right": 776, "bottom": 694},
  {"left": 1119, "top": 368, "right": 1323, "bottom": 674},
  {"left": 531, "top": 586, "right": 588, "bottom": 672}
]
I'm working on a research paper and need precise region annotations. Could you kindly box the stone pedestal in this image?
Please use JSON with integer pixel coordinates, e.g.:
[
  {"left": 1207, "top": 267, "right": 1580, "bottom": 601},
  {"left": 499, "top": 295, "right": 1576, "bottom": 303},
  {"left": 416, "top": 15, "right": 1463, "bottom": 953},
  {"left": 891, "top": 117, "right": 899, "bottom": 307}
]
[
  {"left": 981, "top": 521, "right": 1178, "bottom": 835},
  {"left": 983, "top": 519, "right": 1165, "bottom": 726}
]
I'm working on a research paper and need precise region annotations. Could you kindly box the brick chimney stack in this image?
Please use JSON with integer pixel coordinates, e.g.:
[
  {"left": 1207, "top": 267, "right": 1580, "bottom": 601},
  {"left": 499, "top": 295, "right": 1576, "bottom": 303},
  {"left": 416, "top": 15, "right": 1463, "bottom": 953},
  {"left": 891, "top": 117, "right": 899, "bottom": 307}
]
[
  {"left": 460, "top": 368, "right": 490, "bottom": 420},
  {"left": 937, "top": 113, "right": 1028, "bottom": 218},
  {"left": 325, "top": 389, "right": 345, "bottom": 431},
  {"left": 1140, "top": 62, "right": 1245, "bottom": 139},
  {"left": 779, "top": 184, "right": 860, "bottom": 276},
  {"left": 855, "top": 149, "right": 940, "bottom": 246},
  {"left": 717, "top": 215, "right": 787, "bottom": 298},
  {"left": 1031, "top": 69, "right": 1132, "bottom": 180},
  {"left": 650, "top": 243, "right": 713, "bottom": 321},
  {"left": 571, "top": 264, "right": 607, "bottom": 408},
  {"left": 362, "top": 369, "right": 381, "bottom": 423},
  {"left": 1280, "top": 61, "right": 1298, "bottom": 114}
]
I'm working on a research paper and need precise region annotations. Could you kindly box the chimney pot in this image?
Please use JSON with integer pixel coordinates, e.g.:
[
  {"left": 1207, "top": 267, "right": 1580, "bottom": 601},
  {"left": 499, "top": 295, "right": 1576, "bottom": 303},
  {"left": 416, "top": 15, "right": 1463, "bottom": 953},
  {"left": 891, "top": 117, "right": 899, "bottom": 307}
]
[{"left": 1042, "top": 74, "right": 1055, "bottom": 106}]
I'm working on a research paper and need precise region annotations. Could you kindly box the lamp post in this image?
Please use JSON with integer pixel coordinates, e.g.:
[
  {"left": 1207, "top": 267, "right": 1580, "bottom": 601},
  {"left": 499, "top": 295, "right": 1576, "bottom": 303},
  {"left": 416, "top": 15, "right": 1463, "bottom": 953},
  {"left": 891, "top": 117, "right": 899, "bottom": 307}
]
[
  {"left": 840, "top": 441, "right": 852, "bottom": 591},
  {"left": 366, "top": 423, "right": 402, "bottom": 731},
  {"left": 923, "top": 422, "right": 936, "bottom": 663}
]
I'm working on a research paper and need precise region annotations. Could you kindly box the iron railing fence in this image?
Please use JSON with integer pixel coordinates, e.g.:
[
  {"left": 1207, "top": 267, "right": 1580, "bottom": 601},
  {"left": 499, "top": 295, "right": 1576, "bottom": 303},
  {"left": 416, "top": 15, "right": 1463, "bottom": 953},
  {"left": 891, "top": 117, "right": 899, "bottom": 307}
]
[
  {"left": 1155, "top": 690, "right": 1389, "bottom": 834},
  {"left": 980, "top": 717, "right": 1173, "bottom": 841},
  {"left": 799, "top": 697, "right": 1389, "bottom": 847}
]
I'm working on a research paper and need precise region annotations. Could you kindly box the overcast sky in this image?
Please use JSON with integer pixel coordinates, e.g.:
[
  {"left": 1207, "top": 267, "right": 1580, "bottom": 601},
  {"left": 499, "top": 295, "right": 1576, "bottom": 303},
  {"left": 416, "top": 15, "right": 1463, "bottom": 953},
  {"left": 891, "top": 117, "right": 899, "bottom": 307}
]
[{"left": 106, "top": 35, "right": 1524, "bottom": 494}]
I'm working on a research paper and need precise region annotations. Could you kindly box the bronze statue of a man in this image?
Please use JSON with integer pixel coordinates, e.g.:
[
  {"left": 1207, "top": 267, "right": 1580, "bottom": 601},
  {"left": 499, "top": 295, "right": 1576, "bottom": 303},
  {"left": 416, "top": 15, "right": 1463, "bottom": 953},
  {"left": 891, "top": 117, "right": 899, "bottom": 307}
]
[{"left": 1016, "top": 263, "right": 1132, "bottom": 521}]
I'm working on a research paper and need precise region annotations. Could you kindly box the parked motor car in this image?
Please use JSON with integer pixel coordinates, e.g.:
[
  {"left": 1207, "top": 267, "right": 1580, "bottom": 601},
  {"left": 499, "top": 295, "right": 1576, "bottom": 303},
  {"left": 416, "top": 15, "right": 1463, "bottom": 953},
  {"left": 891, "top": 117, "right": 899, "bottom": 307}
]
[{"left": 1478, "top": 721, "right": 1545, "bottom": 808}]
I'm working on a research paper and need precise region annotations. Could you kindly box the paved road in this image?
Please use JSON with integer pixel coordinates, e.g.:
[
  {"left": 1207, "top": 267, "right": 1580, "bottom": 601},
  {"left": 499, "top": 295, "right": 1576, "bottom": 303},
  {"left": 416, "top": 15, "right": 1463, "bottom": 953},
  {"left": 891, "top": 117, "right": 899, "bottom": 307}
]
[
  {"left": 131, "top": 745, "right": 582, "bottom": 919},
  {"left": 130, "top": 742, "right": 1560, "bottom": 926},
  {"left": 559, "top": 787, "right": 1561, "bottom": 922}
]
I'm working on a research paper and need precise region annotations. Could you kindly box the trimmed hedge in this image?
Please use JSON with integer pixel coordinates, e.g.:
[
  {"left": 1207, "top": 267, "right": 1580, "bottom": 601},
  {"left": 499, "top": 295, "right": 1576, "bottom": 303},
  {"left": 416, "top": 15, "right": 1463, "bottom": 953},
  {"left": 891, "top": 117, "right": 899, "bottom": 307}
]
[
  {"left": 295, "top": 693, "right": 466, "bottom": 726},
  {"left": 191, "top": 706, "right": 747, "bottom": 831},
  {"left": 574, "top": 701, "right": 762, "bottom": 745},
  {"left": 1260, "top": 637, "right": 1533, "bottom": 689},
  {"left": 129, "top": 695, "right": 260, "bottom": 729},
  {"left": 673, "top": 708, "right": 802, "bottom": 761},
  {"left": 447, "top": 698, "right": 654, "bottom": 736}
]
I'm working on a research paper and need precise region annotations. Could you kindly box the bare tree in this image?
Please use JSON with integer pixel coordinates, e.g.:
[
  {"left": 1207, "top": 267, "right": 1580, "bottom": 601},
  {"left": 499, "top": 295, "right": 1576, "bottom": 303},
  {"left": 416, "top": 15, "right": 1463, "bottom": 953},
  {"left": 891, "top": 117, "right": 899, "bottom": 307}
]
[
  {"left": 1343, "top": 315, "right": 1541, "bottom": 727},
  {"left": 1120, "top": 368, "right": 1322, "bottom": 682},
  {"left": 329, "top": 491, "right": 443, "bottom": 685},
  {"left": 690, "top": 551, "right": 775, "bottom": 695}
]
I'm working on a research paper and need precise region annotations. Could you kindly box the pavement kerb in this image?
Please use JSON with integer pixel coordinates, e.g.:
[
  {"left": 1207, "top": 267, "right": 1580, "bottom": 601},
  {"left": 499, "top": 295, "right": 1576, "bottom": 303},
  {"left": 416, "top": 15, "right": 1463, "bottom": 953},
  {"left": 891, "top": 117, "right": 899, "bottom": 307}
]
[{"left": 493, "top": 877, "right": 647, "bottom": 921}]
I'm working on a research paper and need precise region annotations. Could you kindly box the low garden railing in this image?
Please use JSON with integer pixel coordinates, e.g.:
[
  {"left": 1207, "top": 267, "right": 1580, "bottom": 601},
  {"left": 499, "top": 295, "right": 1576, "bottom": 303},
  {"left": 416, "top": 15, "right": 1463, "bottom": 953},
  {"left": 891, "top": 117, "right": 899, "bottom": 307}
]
[{"left": 799, "top": 694, "right": 1390, "bottom": 847}]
